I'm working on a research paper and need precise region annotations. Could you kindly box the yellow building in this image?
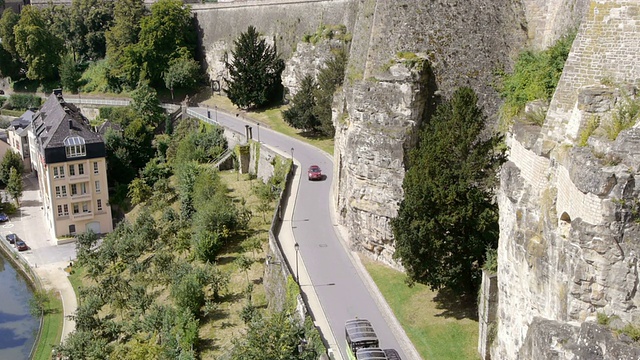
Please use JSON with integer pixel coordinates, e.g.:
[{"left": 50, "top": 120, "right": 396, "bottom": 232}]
[{"left": 29, "top": 90, "right": 113, "bottom": 239}]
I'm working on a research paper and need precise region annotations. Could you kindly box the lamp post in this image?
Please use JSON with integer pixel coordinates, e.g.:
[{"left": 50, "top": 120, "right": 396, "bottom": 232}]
[
  {"left": 215, "top": 106, "right": 218, "bottom": 123},
  {"left": 291, "top": 147, "right": 294, "bottom": 160},
  {"left": 294, "top": 242, "right": 300, "bottom": 282}
]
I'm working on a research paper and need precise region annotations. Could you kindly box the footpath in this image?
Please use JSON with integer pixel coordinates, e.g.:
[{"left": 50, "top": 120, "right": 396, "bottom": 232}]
[{"left": 1, "top": 174, "right": 78, "bottom": 344}]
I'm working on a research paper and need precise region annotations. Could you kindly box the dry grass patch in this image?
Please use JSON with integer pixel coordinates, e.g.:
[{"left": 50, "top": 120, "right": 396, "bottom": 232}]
[
  {"left": 198, "top": 170, "right": 275, "bottom": 359},
  {"left": 361, "top": 257, "right": 480, "bottom": 360}
]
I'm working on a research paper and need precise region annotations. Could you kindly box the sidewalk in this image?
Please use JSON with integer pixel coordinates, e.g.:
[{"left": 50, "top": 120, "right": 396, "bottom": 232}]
[{"left": 6, "top": 174, "right": 78, "bottom": 343}]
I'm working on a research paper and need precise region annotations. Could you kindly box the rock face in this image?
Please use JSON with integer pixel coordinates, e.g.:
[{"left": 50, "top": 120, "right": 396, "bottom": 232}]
[
  {"left": 333, "top": 0, "right": 527, "bottom": 265},
  {"left": 493, "top": 1, "right": 640, "bottom": 358},
  {"left": 282, "top": 38, "right": 347, "bottom": 97}
]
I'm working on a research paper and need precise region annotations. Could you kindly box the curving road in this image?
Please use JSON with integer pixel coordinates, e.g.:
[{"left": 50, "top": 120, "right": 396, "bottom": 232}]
[{"left": 189, "top": 106, "right": 414, "bottom": 360}]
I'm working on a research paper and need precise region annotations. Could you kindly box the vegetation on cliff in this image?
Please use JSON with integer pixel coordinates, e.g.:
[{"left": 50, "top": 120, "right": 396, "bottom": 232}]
[
  {"left": 497, "top": 31, "right": 576, "bottom": 126},
  {"left": 225, "top": 25, "right": 285, "bottom": 110},
  {"left": 392, "top": 87, "right": 506, "bottom": 295},
  {"left": 282, "top": 47, "right": 346, "bottom": 137}
]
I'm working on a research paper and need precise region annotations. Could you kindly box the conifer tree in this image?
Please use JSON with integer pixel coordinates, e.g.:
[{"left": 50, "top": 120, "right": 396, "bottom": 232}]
[
  {"left": 225, "top": 26, "right": 285, "bottom": 109},
  {"left": 391, "top": 87, "right": 506, "bottom": 295},
  {"left": 282, "top": 75, "right": 318, "bottom": 131}
]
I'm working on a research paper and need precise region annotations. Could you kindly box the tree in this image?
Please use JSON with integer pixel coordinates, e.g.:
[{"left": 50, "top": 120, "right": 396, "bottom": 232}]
[
  {"left": 128, "top": 177, "right": 152, "bottom": 206},
  {"left": 68, "top": 0, "right": 113, "bottom": 61},
  {"left": 0, "top": 150, "right": 22, "bottom": 185},
  {"left": 136, "top": 0, "right": 197, "bottom": 85},
  {"left": 59, "top": 53, "right": 82, "bottom": 93},
  {"left": 230, "top": 311, "right": 303, "bottom": 360},
  {"left": 391, "top": 87, "right": 506, "bottom": 295},
  {"left": 313, "top": 48, "right": 347, "bottom": 137},
  {"left": 0, "top": 8, "right": 20, "bottom": 59},
  {"left": 0, "top": 8, "right": 21, "bottom": 78},
  {"left": 7, "top": 167, "right": 22, "bottom": 206},
  {"left": 225, "top": 26, "right": 285, "bottom": 109},
  {"left": 105, "top": 0, "right": 145, "bottom": 86},
  {"left": 163, "top": 54, "right": 201, "bottom": 99},
  {"left": 14, "top": 6, "right": 64, "bottom": 80},
  {"left": 282, "top": 75, "right": 318, "bottom": 131}
]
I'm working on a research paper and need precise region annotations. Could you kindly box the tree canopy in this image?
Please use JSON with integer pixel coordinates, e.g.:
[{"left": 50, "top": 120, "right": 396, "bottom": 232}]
[
  {"left": 225, "top": 25, "right": 285, "bottom": 109},
  {"left": 391, "top": 87, "right": 506, "bottom": 295},
  {"left": 13, "top": 6, "right": 63, "bottom": 80},
  {"left": 282, "top": 75, "right": 318, "bottom": 131},
  {"left": 0, "top": 150, "right": 23, "bottom": 185}
]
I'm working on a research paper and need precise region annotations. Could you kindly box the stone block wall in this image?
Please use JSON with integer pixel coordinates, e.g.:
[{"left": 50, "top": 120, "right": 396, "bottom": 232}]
[
  {"left": 493, "top": 1, "right": 640, "bottom": 358},
  {"left": 538, "top": 0, "right": 640, "bottom": 149}
]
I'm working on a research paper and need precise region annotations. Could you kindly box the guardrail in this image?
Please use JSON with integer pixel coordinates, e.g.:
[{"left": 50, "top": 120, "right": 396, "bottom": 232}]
[
  {"left": 63, "top": 97, "right": 130, "bottom": 106},
  {"left": 187, "top": 107, "right": 221, "bottom": 126}
]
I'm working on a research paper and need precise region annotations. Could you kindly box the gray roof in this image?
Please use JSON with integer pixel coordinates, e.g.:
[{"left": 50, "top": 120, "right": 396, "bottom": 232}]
[
  {"left": 356, "top": 348, "right": 388, "bottom": 360},
  {"left": 32, "top": 92, "right": 103, "bottom": 150},
  {"left": 345, "top": 319, "right": 379, "bottom": 343}
]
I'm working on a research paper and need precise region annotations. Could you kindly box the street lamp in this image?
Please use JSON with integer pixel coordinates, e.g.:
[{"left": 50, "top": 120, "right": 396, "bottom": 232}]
[
  {"left": 257, "top": 122, "right": 260, "bottom": 143},
  {"left": 215, "top": 106, "right": 218, "bottom": 123},
  {"left": 291, "top": 147, "right": 294, "bottom": 160},
  {"left": 207, "top": 105, "right": 211, "bottom": 119},
  {"left": 294, "top": 242, "right": 300, "bottom": 282}
]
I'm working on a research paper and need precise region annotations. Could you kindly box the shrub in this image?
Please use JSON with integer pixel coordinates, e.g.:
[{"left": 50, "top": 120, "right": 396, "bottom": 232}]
[
  {"left": 498, "top": 30, "right": 576, "bottom": 126},
  {"left": 7, "top": 93, "right": 42, "bottom": 110},
  {"left": 602, "top": 95, "right": 640, "bottom": 140},
  {"left": 578, "top": 116, "right": 600, "bottom": 146}
]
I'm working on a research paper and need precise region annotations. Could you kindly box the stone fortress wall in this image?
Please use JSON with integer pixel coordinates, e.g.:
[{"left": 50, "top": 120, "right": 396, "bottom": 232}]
[{"left": 494, "top": 1, "right": 640, "bottom": 358}]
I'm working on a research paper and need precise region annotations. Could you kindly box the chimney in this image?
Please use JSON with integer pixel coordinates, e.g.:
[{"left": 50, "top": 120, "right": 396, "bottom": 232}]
[{"left": 68, "top": 120, "right": 73, "bottom": 129}]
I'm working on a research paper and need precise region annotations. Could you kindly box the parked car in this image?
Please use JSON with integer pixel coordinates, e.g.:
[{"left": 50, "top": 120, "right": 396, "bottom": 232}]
[
  {"left": 308, "top": 165, "right": 322, "bottom": 181},
  {"left": 0, "top": 213, "right": 8, "bottom": 222},
  {"left": 6, "top": 233, "right": 18, "bottom": 244},
  {"left": 15, "top": 239, "right": 28, "bottom": 251}
]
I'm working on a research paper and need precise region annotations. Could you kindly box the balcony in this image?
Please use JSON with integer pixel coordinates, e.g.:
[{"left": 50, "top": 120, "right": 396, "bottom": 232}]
[
  {"left": 68, "top": 173, "right": 90, "bottom": 181},
  {"left": 70, "top": 192, "right": 92, "bottom": 201},
  {"left": 72, "top": 211, "right": 94, "bottom": 220}
]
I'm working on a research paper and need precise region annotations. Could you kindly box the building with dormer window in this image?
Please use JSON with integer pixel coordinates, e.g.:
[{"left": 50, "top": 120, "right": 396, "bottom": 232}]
[{"left": 29, "top": 90, "right": 113, "bottom": 240}]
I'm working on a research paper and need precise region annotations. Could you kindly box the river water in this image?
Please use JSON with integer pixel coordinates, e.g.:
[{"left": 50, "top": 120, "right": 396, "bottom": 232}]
[{"left": 0, "top": 251, "right": 38, "bottom": 359}]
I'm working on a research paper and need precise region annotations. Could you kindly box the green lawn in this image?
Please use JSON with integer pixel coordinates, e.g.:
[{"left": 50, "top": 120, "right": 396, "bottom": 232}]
[
  {"left": 32, "top": 292, "right": 64, "bottom": 360},
  {"left": 362, "top": 258, "right": 480, "bottom": 360}
]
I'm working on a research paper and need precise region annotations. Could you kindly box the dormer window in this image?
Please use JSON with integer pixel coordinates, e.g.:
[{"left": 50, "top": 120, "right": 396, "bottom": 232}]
[{"left": 64, "top": 136, "right": 86, "bottom": 158}]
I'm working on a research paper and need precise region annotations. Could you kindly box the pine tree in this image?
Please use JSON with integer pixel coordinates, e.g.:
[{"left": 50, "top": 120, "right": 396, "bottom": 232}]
[
  {"left": 282, "top": 75, "right": 318, "bottom": 131},
  {"left": 391, "top": 87, "right": 506, "bottom": 295},
  {"left": 225, "top": 26, "right": 285, "bottom": 109},
  {"left": 313, "top": 48, "right": 347, "bottom": 137}
]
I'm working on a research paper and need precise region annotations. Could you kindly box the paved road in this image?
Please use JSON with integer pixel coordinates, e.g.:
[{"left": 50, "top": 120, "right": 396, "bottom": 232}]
[{"left": 189, "top": 107, "right": 414, "bottom": 360}]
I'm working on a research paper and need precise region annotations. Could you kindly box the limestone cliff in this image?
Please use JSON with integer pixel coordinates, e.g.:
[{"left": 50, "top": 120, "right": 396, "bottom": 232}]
[
  {"left": 494, "top": 1, "right": 640, "bottom": 358},
  {"left": 333, "top": 0, "right": 527, "bottom": 265}
]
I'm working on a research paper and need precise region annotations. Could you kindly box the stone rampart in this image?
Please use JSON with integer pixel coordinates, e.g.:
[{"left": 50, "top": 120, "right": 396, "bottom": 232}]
[
  {"left": 538, "top": 0, "right": 640, "bottom": 149},
  {"left": 493, "top": 1, "right": 640, "bottom": 358},
  {"left": 192, "top": 0, "right": 359, "bottom": 85}
]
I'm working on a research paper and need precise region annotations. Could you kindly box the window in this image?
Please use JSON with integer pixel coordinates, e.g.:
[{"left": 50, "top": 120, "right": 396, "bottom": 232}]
[
  {"left": 80, "top": 183, "right": 87, "bottom": 195},
  {"left": 82, "top": 202, "right": 89, "bottom": 213},
  {"left": 61, "top": 186, "right": 67, "bottom": 197},
  {"left": 93, "top": 162, "right": 99, "bottom": 174},
  {"left": 95, "top": 181, "right": 100, "bottom": 193},
  {"left": 55, "top": 186, "right": 61, "bottom": 197},
  {"left": 69, "top": 165, "right": 75, "bottom": 176},
  {"left": 71, "top": 184, "right": 77, "bottom": 196},
  {"left": 73, "top": 204, "right": 79, "bottom": 214},
  {"left": 69, "top": 224, "right": 76, "bottom": 234},
  {"left": 78, "top": 163, "right": 84, "bottom": 175},
  {"left": 64, "top": 136, "right": 86, "bottom": 158},
  {"left": 97, "top": 199, "right": 103, "bottom": 211},
  {"left": 57, "top": 205, "right": 63, "bottom": 216},
  {"left": 63, "top": 204, "right": 69, "bottom": 216},
  {"left": 53, "top": 166, "right": 65, "bottom": 178}
]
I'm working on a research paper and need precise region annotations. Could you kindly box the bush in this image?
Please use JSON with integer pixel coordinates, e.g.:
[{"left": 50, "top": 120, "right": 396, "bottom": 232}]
[
  {"left": 498, "top": 30, "right": 576, "bottom": 125},
  {"left": 7, "top": 93, "right": 42, "bottom": 110}
]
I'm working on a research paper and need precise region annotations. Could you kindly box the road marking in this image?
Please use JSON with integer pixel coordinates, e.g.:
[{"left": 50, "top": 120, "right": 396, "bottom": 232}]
[{"left": 3, "top": 224, "right": 14, "bottom": 228}]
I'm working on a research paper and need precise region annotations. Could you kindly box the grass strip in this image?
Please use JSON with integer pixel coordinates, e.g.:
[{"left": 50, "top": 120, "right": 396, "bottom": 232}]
[
  {"left": 362, "top": 257, "right": 480, "bottom": 360},
  {"left": 32, "top": 292, "right": 64, "bottom": 360}
]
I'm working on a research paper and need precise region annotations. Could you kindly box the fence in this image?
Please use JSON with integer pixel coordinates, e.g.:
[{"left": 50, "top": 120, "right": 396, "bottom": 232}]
[{"left": 186, "top": 107, "right": 221, "bottom": 126}]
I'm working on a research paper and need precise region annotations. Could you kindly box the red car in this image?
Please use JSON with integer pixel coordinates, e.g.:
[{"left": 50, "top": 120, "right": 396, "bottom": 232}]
[
  {"left": 15, "top": 239, "right": 28, "bottom": 251},
  {"left": 308, "top": 165, "right": 322, "bottom": 181}
]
